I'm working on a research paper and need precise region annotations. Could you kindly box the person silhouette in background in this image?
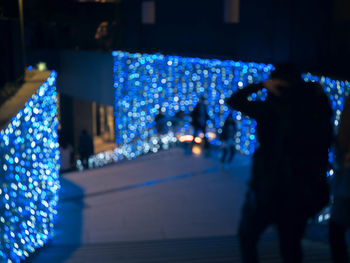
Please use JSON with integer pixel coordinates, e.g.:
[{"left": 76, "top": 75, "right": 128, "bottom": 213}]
[
  {"left": 227, "top": 64, "right": 333, "bottom": 263},
  {"left": 171, "top": 110, "right": 186, "bottom": 133},
  {"left": 191, "top": 97, "right": 209, "bottom": 147},
  {"left": 78, "top": 129, "right": 94, "bottom": 169},
  {"left": 155, "top": 110, "right": 167, "bottom": 135},
  {"left": 220, "top": 113, "right": 237, "bottom": 169},
  {"left": 59, "top": 137, "right": 74, "bottom": 173},
  {"left": 329, "top": 95, "right": 350, "bottom": 263}
]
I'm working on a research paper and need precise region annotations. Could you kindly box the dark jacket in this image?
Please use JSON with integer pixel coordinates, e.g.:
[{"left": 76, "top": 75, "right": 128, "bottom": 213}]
[
  {"left": 191, "top": 102, "right": 209, "bottom": 129},
  {"left": 227, "top": 84, "right": 282, "bottom": 202},
  {"left": 79, "top": 133, "right": 94, "bottom": 158},
  {"left": 338, "top": 96, "right": 350, "bottom": 159},
  {"left": 227, "top": 82, "right": 333, "bottom": 216},
  {"left": 220, "top": 117, "right": 237, "bottom": 141}
]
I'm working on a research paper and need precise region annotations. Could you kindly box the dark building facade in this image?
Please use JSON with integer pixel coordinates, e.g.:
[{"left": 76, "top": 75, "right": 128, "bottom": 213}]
[
  {"left": 3, "top": 0, "right": 350, "bottom": 158},
  {"left": 121, "top": 0, "right": 335, "bottom": 77},
  {"left": 2, "top": 0, "right": 350, "bottom": 81},
  {"left": 0, "top": 18, "right": 24, "bottom": 88}
]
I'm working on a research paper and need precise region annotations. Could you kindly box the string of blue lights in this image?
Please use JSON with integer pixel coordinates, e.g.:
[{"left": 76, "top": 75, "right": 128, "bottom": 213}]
[
  {"left": 0, "top": 71, "right": 60, "bottom": 263},
  {"left": 1, "top": 52, "right": 348, "bottom": 262},
  {"left": 112, "top": 51, "right": 273, "bottom": 159},
  {"left": 112, "top": 51, "right": 350, "bottom": 164}
]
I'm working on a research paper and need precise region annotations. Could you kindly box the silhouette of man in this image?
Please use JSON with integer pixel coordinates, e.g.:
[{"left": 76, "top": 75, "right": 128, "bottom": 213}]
[
  {"left": 191, "top": 97, "right": 209, "bottom": 146},
  {"left": 227, "top": 64, "right": 333, "bottom": 263},
  {"left": 329, "top": 95, "right": 350, "bottom": 263},
  {"left": 220, "top": 113, "right": 237, "bottom": 167},
  {"left": 78, "top": 129, "right": 94, "bottom": 169},
  {"left": 155, "top": 110, "right": 167, "bottom": 135}
]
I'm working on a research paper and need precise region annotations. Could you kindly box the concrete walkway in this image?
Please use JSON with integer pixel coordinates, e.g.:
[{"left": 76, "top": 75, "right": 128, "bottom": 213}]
[
  {"left": 0, "top": 70, "right": 51, "bottom": 130},
  {"left": 28, "top": 147, "right": 332, "bottom": 262}
]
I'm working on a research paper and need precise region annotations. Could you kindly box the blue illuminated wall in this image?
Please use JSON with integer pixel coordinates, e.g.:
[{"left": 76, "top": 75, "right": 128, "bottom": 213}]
[
  {"left": 113, "top": 51, "right": 274, "bottom": 157},
  {"left": 303, "top": 73, "right": 350, "bottom": 129},
  {"left": 303, "top": 73, "right": 350, "bottom": 174},
  {"left": 0, "top": 71, "right": 60, "bottom": 263},
  {"left": 113, "top": 51, "right": 350, "bottom": 161}
]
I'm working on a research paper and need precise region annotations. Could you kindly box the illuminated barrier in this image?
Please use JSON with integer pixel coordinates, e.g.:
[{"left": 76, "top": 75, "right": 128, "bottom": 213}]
[
  {"left": 0, "top": 71, "right": 60, "bottom": 263},
  {"left": 111, "top": 51, "right": 350, "bottom": 166},
  {"left": 303, "top": 73, "right": 350, "bottom": 130},
  {"left": 302, "top": 74, "right": 350, "bottom": 223},
  {"left": 113, "top": 51, "right": 273, "bottom": 158},
  {"left": 303, "top": 73, "right": 350, "bottom": 176}
]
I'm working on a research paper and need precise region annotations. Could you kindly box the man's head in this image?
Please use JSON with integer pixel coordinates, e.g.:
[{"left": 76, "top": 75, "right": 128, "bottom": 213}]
[
  {"left": 269, "top": 63, "right": 301, "bottom": 84},
  {"left": 227, "top": 113, "right": 233, "bottom": 121},
  {"left": 199, "top": 96, "right": 206, "bottom": 103},
  {"left": 266, "top": 63, "right": 302, "bottom": 97}
]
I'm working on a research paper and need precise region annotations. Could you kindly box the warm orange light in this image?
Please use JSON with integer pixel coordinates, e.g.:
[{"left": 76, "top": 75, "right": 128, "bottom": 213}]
[
  {"left": 207, "top": 132, "right": 216, "bottom": 140},
  {"left": 178, "top": 135, "right": 193, "bottom": 142},
  {"left": 178, "top": 133, "right": 216, "bottom": 143},
  {"left": 194, "top": 137, "right": 202, "bottom": 144},
  {"left": 192, "top": 145, "right": 202, "bottom": 155}
]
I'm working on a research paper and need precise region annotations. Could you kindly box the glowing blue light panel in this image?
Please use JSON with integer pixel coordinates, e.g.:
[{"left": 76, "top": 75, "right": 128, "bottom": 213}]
[
  {"left": 113, "top": 51, "right": 274, "bottom": 157},
  {"left": 303, "top": 73, "right": 350, "bottom": 173},
  {"left": 113, "top": 51, "right": 350, "bottom": 164},
  {"left": 303, "top": 73, "right": 350, "bottom": 130},
  {"left": 0, "top": 71, "right": 60, "bottom": 263}
]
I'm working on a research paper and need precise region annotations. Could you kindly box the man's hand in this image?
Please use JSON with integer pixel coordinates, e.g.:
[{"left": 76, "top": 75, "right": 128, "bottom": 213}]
[
  {"left": 263, "top": 79, "right": 281, "bottom": 96},
  {"left": 263, "top": 79, "right": 290, "bottom": 96},
  {"left": 344, "top": 153, "right": 350, "bottom": 168}
]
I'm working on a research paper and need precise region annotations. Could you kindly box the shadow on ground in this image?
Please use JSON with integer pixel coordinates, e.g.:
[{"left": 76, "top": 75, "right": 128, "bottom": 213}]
[{"left": 26, "top": 176, "right": 84, "bottom": 263}]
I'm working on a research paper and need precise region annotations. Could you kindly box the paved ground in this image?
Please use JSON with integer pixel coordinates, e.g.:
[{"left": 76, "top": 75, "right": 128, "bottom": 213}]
[
  {"left": 0, "top": 70, "right": 51, "bottom": 130},
  {"left": 27, "top": 147, "right": 333, "bottom": 262},
  {"left": 93, "top": 135, "right": 116, "bottom": 154}
]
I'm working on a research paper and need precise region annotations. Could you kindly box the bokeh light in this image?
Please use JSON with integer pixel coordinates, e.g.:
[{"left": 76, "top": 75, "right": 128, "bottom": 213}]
[
  {"left": 112, "top": 51, "right": 273, "bottom": 158},
  {"left": 303, "top": 73, "right": 350, "bottom": 177},
  {"left": 0, "top": 71, "right": 60, "bottom": 263},
  {"left": 88, "top": 52, "right": 350, "bottom": 172}
]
